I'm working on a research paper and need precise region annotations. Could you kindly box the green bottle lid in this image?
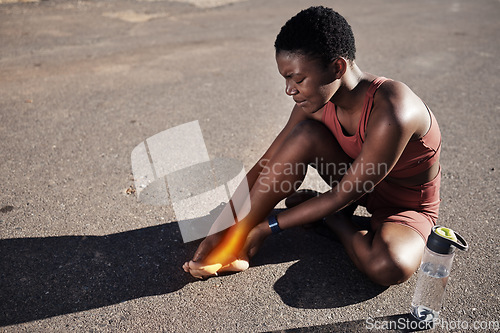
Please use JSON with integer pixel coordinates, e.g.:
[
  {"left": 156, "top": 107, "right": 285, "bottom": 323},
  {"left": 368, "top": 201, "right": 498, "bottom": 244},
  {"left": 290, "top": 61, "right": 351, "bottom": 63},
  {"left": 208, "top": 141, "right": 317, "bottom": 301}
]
[{"left": 427, "top": 225, "right": 468, "bottom": 254}]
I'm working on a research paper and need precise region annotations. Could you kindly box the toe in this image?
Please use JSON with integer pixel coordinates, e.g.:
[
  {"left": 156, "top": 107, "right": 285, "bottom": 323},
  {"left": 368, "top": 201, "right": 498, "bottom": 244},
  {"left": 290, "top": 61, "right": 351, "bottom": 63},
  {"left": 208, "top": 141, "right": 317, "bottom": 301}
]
[
  {"left": 182, "top": 262, "right": 190, "bottom": 272},
  {"left": 188, "top": 261, "right": 223, "bottom": 278},
  {"left": 219, "top": 259, "right": 249, "bottom": 273}
]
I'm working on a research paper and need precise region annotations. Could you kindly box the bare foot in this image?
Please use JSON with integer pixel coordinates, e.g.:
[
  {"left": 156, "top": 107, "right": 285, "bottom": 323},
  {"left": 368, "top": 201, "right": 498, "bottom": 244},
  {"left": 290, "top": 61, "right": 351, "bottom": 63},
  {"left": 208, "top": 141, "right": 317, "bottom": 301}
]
[
  {"left": 182, "top": 259, "right": 249, "bottom": 279},
  {"left": 183, "top": 221, "right": 270, "bottom": 279},
  {"left": 182, "top": 228, "right": 229, "bottom": 279}
]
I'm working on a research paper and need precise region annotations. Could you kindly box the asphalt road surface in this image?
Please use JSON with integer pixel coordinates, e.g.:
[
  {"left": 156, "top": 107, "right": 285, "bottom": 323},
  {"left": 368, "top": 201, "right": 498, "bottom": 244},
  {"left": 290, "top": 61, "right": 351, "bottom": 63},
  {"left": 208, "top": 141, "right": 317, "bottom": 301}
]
[{"left": 1, "top": 0, "right": 499, "bottom": 331}]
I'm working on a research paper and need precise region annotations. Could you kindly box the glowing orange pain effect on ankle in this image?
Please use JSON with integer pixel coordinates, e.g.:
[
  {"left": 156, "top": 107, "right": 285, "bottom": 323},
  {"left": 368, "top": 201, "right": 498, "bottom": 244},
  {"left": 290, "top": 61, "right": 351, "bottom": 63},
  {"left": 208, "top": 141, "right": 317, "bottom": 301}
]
[{"left": 202, "top": 222, "right": 252, "bottom": 268}]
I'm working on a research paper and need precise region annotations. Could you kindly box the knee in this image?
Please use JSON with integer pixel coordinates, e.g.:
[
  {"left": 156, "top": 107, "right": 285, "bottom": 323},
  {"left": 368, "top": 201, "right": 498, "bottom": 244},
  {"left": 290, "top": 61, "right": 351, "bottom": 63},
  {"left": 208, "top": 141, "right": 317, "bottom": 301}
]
[
  {"left": 288, "top": 120, "right": 329, "bottom": 146},
  {"left": 365, "top": 253, "right": 417, "bottom": 286}
]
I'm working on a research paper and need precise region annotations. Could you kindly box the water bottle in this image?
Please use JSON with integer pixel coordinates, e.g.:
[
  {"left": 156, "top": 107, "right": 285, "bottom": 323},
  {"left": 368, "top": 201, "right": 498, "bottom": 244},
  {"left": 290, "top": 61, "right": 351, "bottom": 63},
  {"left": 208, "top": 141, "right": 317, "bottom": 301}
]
[{"left": 411, "top": 225, "right": 468, "bottom": 323}]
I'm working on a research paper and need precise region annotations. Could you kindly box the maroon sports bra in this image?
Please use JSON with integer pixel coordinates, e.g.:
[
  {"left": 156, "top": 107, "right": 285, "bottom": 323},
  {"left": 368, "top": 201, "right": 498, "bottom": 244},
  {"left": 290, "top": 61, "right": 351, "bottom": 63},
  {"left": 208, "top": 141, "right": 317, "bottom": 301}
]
[{"left": 321, "top": 77, "right": 441, "bottom": 178}]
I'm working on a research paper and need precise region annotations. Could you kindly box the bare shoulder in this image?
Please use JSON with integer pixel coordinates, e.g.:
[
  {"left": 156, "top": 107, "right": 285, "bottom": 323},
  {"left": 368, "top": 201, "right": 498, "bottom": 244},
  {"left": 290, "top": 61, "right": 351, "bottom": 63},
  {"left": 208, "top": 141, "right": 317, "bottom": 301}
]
[
  {"left": 369, "top": 79, "right": 430, "bottom": 138},
  {"left": 373, "top": 79, "right": 427, "bottom": 123},
  {"left": 376, "top": 79, "right": 422, "bottom": 112}
]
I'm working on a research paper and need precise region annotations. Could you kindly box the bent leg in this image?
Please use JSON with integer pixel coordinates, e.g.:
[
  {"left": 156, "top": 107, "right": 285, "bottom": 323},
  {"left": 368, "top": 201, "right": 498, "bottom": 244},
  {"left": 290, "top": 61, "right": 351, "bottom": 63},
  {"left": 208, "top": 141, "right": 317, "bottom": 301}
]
[
  {"left": 326, "top": 215, "right": 425, "bottom": 286},
  {"left": 184, "top": 120, "right": 352, "bottom": 278}
]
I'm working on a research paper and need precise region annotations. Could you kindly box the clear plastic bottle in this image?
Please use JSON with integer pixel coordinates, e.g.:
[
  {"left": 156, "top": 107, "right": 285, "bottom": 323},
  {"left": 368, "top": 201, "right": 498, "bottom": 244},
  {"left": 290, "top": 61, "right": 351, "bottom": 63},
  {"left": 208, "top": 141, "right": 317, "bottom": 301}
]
[{"left": 411, "top": 226, "right": 468, "bottom": 323}]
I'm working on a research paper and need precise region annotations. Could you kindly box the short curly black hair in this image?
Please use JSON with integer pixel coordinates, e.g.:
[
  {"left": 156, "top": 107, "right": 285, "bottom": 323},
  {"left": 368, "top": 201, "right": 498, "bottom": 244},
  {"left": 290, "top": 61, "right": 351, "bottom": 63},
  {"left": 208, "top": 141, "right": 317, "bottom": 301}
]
[{"left": 274, "top": 6, "right": 356, "bottom": 65}]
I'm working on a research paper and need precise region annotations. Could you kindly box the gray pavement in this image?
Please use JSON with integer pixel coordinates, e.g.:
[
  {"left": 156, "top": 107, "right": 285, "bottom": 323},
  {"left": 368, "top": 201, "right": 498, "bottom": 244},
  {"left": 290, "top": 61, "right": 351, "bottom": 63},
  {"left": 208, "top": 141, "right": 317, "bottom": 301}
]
[{"left": 1, "top": 0, "right": 499, "bottom": 331}]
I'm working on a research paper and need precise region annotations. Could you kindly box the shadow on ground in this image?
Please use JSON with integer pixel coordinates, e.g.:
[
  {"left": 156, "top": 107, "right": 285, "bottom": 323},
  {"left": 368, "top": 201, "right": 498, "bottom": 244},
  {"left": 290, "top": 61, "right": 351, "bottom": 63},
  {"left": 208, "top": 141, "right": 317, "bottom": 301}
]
[
  {"left": 266, "top": 313, "right": 433, "bottom": 332},
  {"left": 1, "top": 213, "right": 386, "bottom": 326},
  {"left": 254, "top": 224, "right": 387, "bottom": 309},
  {"left": 0, "top": 222, "right": 194, "bottom": 326}
]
